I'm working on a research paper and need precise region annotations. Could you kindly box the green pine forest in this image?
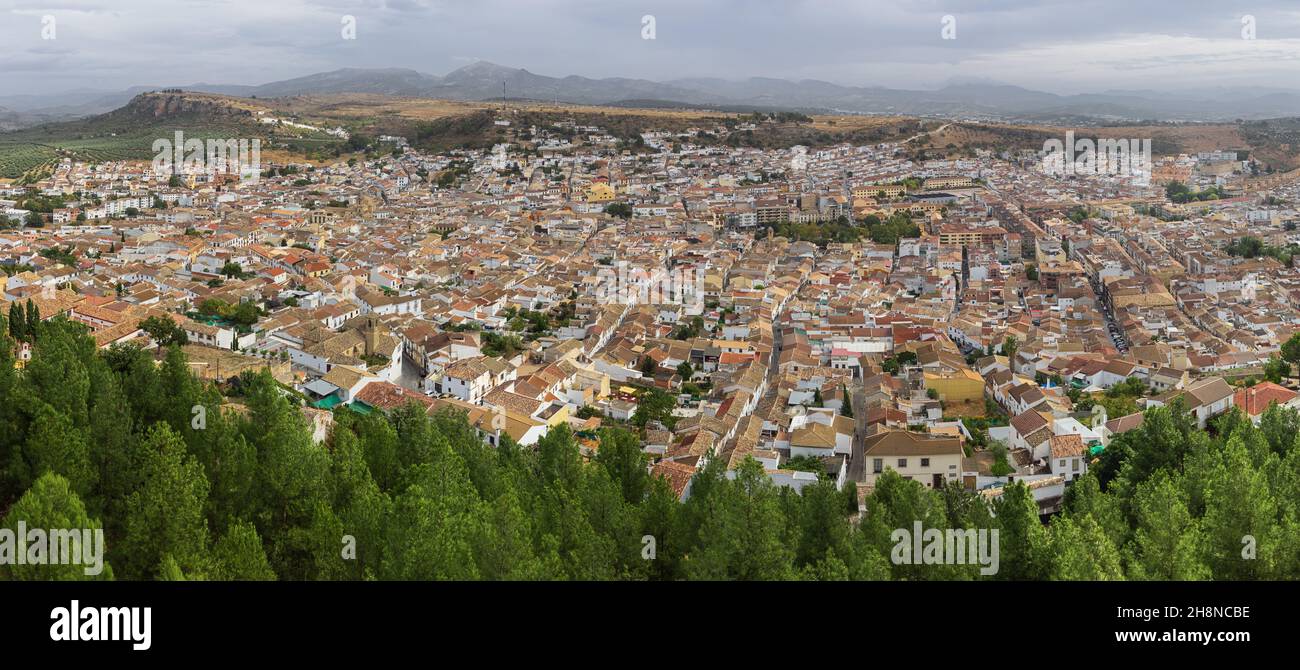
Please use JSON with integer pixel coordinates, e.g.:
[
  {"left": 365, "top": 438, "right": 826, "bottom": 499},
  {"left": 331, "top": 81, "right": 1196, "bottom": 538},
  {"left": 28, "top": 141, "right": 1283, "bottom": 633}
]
[{"left": 2, "top": 311, "right": 1299, "bottom": 580}]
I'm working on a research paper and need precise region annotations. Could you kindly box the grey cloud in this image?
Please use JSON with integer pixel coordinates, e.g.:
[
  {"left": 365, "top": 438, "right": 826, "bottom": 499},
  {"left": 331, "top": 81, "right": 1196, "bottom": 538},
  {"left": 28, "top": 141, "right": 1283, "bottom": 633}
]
[{"left": 1, "top": 0, "right": 1299, "bottom": 95}]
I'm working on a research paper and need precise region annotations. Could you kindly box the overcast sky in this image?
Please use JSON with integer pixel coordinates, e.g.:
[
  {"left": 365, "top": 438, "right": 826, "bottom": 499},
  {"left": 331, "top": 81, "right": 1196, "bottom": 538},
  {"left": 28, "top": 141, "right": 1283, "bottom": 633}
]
[{"left": 3, "top": 0, "right": 1300, "bottom": 96}]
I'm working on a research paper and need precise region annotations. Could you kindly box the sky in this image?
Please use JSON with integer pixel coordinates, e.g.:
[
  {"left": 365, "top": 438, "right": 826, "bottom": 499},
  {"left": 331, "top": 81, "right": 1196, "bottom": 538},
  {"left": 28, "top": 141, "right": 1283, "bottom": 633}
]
[{"left": 2, "top": 0, "right": 1300, "bottom": 96}]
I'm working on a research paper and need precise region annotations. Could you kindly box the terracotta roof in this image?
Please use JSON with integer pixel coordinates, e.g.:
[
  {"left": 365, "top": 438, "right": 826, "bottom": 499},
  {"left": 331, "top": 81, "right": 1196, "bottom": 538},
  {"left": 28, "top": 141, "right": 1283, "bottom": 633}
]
[
  {"left": 1105, "top": 412, "right": 1144, "bottom": 435},
  {"left": 354, "top": 381, "right": 434, "bottom": 412},
  {"left": 1022, "top": 426, "right": 1053, "bottom": 447},
  {"left": 1010, "top": 408, "right": 1050, "bottom": 436},
  {"left": 1233, "top": 382, "right": 1297, "bottom": 417},
  {"left": 652, "top": 459, "right": 697, "bottom": 499},
  {"left": 1049, "top": 434, "right": 1085, "bottom": 459},
  {"left": 863, "top": 430, "right": 962, "bottom": 457}
]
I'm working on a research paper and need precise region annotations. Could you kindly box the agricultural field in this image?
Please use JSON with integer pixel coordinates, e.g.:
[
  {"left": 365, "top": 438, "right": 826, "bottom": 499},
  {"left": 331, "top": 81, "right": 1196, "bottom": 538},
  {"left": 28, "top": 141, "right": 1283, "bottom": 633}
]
[
  {"left": 0, "top": 142, "right": 62, "bottom": 181},
  {"left": 0, "top": 122, "right": 346, "bottom": 179},
  {"left": 0, "top": 91, "right": 348, "bottom": 178},
  {"left": 0, "top": 128, "right": 231, "bottom": 179},
  {"left": 907, "top": 120, "right": 1263, "bottom": 163}
]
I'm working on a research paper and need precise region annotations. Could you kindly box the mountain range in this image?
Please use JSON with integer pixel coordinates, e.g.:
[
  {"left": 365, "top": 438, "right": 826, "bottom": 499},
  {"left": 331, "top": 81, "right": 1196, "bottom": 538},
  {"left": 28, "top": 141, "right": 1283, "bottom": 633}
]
[{"left": 2, "top": 61, "right": 1298, "bottom": 126}]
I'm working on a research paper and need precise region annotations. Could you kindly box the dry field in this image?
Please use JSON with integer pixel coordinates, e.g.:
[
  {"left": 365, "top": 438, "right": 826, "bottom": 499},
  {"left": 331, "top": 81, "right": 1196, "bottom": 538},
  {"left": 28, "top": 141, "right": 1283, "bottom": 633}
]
[
  {"left": 271, "top": 94, "right": 924, "bottom": 129},
  {"left": 267, "top": 94, "right": 746, "bottom": 124},
  {"left": 910, "top": 120, "right": 1253, "bottom": 158}
]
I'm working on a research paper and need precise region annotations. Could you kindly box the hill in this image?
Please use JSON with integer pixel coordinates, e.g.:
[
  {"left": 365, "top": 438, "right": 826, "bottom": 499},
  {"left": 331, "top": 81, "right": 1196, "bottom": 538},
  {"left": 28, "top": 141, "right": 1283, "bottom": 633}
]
[
  {"left": 10, "top": 63, "right": 1300, "bottom": 125},
  {"left": 0, "top": 91, "right": 344, "bottom": 180},
  {"left": 4, "top": 90, "right": 1299, "bottom": 178}
]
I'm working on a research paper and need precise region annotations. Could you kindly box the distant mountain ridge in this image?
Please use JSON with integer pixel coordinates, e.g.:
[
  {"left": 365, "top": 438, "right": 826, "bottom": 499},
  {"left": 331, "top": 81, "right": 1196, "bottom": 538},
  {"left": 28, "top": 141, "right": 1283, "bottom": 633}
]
[{"left": 3, "top": 61, "right": 1300, "bottom": 124}]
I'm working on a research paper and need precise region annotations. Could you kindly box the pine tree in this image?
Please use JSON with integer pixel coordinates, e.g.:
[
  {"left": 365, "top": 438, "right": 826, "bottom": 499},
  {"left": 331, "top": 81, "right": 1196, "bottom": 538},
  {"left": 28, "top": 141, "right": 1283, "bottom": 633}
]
[
  {"left": 20, "top": 402, "right": 97, "bottom": 501},
  {"left": 1125, "top": 470, "right": 1209, "bottom": 580},
  {"left": 1050, "top": 513, "right": 1125, "bottom": 580},
  {"left": 1200, "top": 435, "right": 1278, "bottom": 578},
  {"left": 0, "top": 472, "right": 114, "bottom": 580},
  {"left": 687, "top": 458, "right": 794, "bottom": 580},
  {"left": 993, "top": 481, "right": 1051, "bottom": 580},
  {"left": 118, "top": 423, "right": 210, "bottom": 579},
  {"left": 211, "top": 521, "right": 277, "bottom": 580}
]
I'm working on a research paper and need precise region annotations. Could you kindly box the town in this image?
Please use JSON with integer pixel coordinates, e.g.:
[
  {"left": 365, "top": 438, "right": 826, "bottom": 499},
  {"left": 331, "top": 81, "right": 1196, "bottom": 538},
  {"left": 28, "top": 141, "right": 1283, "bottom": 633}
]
[{"left": 4, "top": 106, "right": 1297, "bottom": 527}]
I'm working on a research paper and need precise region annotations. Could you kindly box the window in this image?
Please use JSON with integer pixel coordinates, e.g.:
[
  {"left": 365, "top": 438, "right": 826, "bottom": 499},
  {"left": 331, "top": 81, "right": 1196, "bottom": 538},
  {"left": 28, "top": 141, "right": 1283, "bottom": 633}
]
[
  {"left": 872, "top": 458, "right": 883, "bottom": 474},
  {"left": 1073, "top": 458, "right": 1080, "bottom": 471},
  {"left": 1059, "top": 459, "right": 1067, "bottom": 467},
  {"left": 920, "top": 458, "right": 930, "bottom": 467},
  {"left": 897, "top": 458, "right": 908, "bottom": 468}
]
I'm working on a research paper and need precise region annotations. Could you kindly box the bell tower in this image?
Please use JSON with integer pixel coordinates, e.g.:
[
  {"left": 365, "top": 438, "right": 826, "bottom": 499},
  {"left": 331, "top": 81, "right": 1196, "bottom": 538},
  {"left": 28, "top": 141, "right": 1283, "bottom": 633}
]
[{"left": 363, "top": 315, "right": 381, "bottom": 357}]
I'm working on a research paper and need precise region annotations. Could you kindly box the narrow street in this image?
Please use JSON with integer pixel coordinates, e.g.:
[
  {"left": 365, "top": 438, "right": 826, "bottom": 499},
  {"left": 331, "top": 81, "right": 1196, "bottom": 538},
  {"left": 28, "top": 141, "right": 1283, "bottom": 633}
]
[{"left": 848, "top": 380, "right": 866, "bottom": 482}]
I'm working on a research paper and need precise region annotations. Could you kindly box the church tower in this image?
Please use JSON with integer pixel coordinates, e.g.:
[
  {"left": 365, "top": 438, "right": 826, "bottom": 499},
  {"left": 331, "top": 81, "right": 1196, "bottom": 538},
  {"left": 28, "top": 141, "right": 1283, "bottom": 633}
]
[{"left": 363, "top": 315, "right": 381, "bottom": 357}]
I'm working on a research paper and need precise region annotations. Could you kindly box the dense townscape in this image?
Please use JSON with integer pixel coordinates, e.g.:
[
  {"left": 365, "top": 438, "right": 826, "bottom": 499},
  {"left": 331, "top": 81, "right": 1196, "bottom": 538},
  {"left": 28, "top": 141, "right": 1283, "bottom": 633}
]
[{"left": 3, "top": 103, "right": 1300, "bottom": 580}]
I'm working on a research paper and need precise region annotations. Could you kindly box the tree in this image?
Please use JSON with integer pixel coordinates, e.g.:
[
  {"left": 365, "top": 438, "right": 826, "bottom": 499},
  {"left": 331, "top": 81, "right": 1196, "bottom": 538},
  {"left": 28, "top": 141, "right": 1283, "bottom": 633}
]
[
  {"left": 676, "top": 361, "right": 693, "bottom": 382},
  {"left": 8, "top": 301, "right": 25, "bottom": 342},
  {"left": 17, "top": 402, "right": 98, "bottom": 502},
  {"left": 0, "top": 473, "right": 114, "bottom": 580},
  {"left": 117, "top": 423, "right": 210, "bottom": 579},
  {"left": 603, "top": 202, "right": 633, "bottom": 220},
  {"left": 210, "top": 521, "right": 277, "bottom": 580},
  {"left": 1049, "top": 513, "right": 1125, "bottom": 580},
  {"left": 993, "top": 482, "right": 1051, "bottom": 580},
  {"left": 140, "top": 315, "right": 188, "bottom": 347},
  {"left": 1199, "top": 434, "right": 1278, "bottom": 578},
  {"left": 1125, "top": 471, "right": 1209, "bottom": 580},
  {"left": 988, "top": 440, "right": 1014, "bottom": 477},
  {"left": 640, "top": 355, "right": 657, "bottom": 378},
  {"left": 841, "top": 385, "right": 853, "bottom": 418},
  {"left": 242, "top": 369, "right": 338, "bottom": 580},
  {"left": 1264, "top": 356, "right": 1289, "bottom": 384},
  {"left": 595, "top": 428, "right": 649, "bottom": 505},
  {"left": 25, "top": 300, "right": 39, "bottom": 338},
  {"left": 220, "top": 262, "right": 246, "bottom": 279},
  {"left": 1002, "top": 335, "right": 1018, "bottom": 366},
  {"left": 793, "top": 479, "right": 855, "bottom": 570},
  {"left": 861, "top": 469, "right": 972, "bottom": 580},
  {"left": 687, "top": 458, "right": 795, "bottom": 580},
  {"left": 1281, "top": 333, "right": 1300, "bottom": 369}
]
